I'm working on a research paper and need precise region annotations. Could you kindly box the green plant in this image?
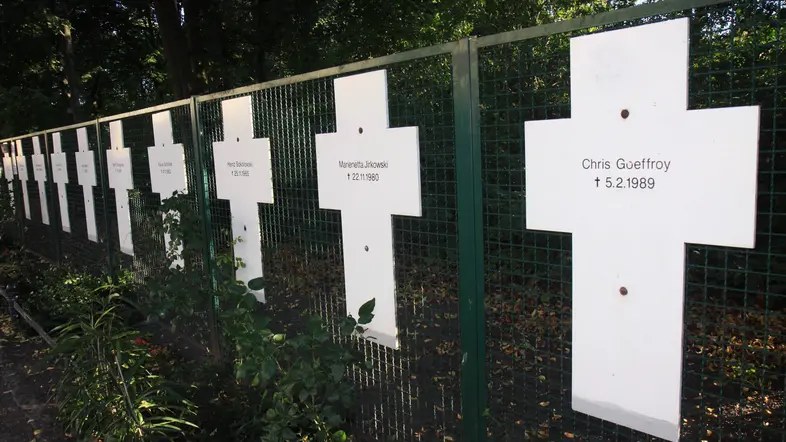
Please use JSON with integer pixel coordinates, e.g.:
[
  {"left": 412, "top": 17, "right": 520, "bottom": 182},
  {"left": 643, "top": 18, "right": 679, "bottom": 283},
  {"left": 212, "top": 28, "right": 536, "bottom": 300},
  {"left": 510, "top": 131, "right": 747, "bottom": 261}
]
[
  {"left": 223, "top": 286, "right": 375, "bottom": 442},
  {"left": 151, "top": 191, "right": 375, "bottom": 441},
  {"left": 142, "top": 192, "right": 214, "bottom": 330},
  {"left": 51, "top": 293, "right": 197, "bottom": 441}
]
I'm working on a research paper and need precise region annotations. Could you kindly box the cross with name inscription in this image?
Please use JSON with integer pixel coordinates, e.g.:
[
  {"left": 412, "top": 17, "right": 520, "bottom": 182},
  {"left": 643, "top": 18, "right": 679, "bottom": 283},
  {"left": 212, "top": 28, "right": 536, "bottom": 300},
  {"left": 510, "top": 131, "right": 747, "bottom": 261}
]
[
  {"left": 15, "top": 140, "right": 31, "bottom": 219},
  {"left": 315, "top": 69, "right": 421, "bottom": 349},
  {"left": 107, "top": 121, "right": 135, "bottom": 256},
  {"left": 212, "top": 96, "right": 274, "bottom": 302},
  {"left": 524, "top": 19, "right": 759, "bottom": 442},
  {"left": 148, "top": 111, "right": 188, "bottom": 268},
  {"left": 51, "top": 133, "right": 71, "bottom": 232},
  {"left": 32, "top": 136, "right": 50, "bottom": 225},
  {"left": 75, "top": 127, "right": 99, "bottom": 242}
]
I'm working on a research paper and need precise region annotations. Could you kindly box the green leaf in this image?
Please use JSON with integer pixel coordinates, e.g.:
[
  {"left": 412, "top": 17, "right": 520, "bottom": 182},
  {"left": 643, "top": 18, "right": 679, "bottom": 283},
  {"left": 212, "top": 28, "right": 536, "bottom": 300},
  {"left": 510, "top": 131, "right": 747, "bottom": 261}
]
[
  {"left": 260, "top": 358, "right": 277, "bottom": 383},
  {"left": 281, "top": 428, "right": 297, "bottom": 440},
  {"left": 242, "top": 292, "right": 258, "bottom": 309},
  {"left": 229, "top": 283, "right": 248, "bottom": 296},
  {"left": 357, "top": 298, "right": 375, "bottom": 325},
  {"left": 332, "top": 430, "right": 348, "bottom": 442},
  {"left": 331, "top": 365, "right": 344, "bottom": 382},
  {"left": 247, "top": 277, "right": 266, "bottom": 291}
]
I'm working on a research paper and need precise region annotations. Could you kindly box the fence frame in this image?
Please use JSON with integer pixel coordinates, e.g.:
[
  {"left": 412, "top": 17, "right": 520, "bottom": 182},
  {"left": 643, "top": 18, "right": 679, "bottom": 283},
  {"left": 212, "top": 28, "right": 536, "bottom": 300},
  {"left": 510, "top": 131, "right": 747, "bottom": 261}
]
[{"left": 4, "top": 0, "right": 780, "bottom": 441}]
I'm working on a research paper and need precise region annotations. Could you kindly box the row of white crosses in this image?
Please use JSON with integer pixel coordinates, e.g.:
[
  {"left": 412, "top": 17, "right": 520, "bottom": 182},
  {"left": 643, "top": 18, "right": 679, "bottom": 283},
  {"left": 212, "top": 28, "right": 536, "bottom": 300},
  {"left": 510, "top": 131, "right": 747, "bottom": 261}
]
[{"left": 0, "top": 18, "right": 760, "bottom": 442}]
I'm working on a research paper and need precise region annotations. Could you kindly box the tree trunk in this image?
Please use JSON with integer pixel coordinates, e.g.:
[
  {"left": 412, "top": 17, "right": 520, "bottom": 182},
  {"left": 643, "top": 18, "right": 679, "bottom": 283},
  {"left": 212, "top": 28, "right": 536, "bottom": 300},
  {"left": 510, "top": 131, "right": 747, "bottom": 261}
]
[
  {"left": 152, "top": 0, "right": 193, "bottom": 99},
  {"left": 183, "top": 0, "right": 208, "bottom": 94},
  {"left": 61, "top": 22, "right": 82, "bottom": 122}
]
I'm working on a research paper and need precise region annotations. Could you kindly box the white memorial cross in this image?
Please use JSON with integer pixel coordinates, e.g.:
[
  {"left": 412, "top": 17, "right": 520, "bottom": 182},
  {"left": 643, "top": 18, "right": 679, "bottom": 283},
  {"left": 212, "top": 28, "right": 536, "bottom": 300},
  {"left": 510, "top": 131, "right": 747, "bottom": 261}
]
[
  {"left": 212, "top": 96, "right": 273, "bottom": 302},
  {"left": 51, "top": 133, "right": 71, "bottom": 232},
  {"left": 315, "top": 70, "right": 421, "bottom": 349},
  {"left": 524, "top": 19, "right": 759, "bottom": 442},
  {"left": 107, "top": 121, "right": 135, "bottom": 256},
  {"left": 148, "top": 111, "right": 188, "bottom": 268},
  {"left": 32, "top": 136, "right": 50, "bottom": 225},
  {"left": 76, "top": 127, "right": 99, "bottom": 242},
  {"left": 2, "top": 143, "right": 15, "bottom": 213},
  {"left": 15, "top": 140, "right": 31, "bottom": 219}
]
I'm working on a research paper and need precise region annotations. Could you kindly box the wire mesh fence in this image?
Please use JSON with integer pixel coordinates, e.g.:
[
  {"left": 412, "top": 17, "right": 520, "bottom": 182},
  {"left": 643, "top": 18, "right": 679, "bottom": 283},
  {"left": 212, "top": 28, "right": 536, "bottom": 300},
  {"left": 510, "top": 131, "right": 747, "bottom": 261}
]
[
  {"left": 0, "top": 1, "right": 783, "bottom": 441},
  {"left": 195, "top": 52, "right": 463, "bottom": 440},
  {"left": 45, "top": 124, "right": 112, "bottom": 275},
  {"left": 477, "top": 1, "right": 786, "bottom": 441}
]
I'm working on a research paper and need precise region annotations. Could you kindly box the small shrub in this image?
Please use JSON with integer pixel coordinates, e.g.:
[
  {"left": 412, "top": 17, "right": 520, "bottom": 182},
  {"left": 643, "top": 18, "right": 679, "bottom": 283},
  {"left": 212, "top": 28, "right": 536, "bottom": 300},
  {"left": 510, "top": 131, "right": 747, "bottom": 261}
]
[{"left": 51, "top": 293, "right": 197, "bottom": 441}]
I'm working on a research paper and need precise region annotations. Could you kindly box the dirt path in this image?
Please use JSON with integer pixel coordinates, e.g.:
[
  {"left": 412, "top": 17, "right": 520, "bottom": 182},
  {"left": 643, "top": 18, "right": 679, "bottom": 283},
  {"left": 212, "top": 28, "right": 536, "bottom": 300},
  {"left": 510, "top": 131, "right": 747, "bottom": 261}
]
[{"left": 0, "top": 313, "right": 67, "bottom": 442}]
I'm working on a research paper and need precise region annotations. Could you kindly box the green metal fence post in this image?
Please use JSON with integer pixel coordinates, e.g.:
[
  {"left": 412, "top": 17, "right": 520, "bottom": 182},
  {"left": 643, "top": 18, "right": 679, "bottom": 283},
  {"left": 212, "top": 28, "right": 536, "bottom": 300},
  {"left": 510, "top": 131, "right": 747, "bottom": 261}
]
[
  {"left": 453, "top": 36, "right": 487, "bottom": 441},
  {"left": 42, "top": 132, "right": 62, "bottom": 263},
  {"left": 190, "top": 96, "right": 222, "bottom": 362},
  {"left": 94, "top": 120, "right": 118, "bottom": 281}
]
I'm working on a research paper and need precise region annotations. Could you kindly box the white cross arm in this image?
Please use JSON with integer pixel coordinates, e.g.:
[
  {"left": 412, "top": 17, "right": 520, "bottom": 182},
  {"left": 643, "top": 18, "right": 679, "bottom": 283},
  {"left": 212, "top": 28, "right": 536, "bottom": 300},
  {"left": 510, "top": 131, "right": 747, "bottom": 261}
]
[
  {"left": 149, "top": 110, "right": 187, "bottom": 198},
  {"left": 524, "top": 118, "right": 577, "bottom": 234},
  {"left": 213, "top": 137, "right": 273, "bottom": 204},
  {"left": 315, "top": 127, "right": 420, "bottom": 217},
  {"left": 76, "top": 128, "right": 97, "bottom": 187},
  {"left": 51, "top": 133, "right": 69, "bottom": 184},
  {"left": 213, "top": 96, "right": 273, "bottom": 205},
  {"left": 679, "top": 107, "right": 760, "bottom": 248}
]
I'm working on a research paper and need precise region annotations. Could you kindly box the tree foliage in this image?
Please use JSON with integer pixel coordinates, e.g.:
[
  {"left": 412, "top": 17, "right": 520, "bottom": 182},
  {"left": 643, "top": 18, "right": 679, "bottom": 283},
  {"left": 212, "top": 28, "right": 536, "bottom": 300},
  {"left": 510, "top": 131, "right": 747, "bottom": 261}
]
[{"left": 0, "top": 0, "right": 637, "bottom": 138}]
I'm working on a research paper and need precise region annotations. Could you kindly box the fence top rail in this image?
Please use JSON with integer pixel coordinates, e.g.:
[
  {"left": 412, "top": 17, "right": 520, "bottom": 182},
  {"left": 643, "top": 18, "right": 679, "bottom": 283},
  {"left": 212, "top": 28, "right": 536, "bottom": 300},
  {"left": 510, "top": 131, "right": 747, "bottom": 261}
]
[
  {"left": 0, "top": 128, "right": 50, "bottom": 145},
  {"left": 196, "top": 41, "right": 458, "bottom": 102},
  {"left": 475, "top": 0, "right": 733, "bottom": 48},
  {"left": 0, "top": 0, "right": 736, "bottom": 143},
  {"left": 96, "top": 98, "right": 193, "bottom": 124},
  {"left": 0, "top": 100, "right": 193, "bottom": 145}
]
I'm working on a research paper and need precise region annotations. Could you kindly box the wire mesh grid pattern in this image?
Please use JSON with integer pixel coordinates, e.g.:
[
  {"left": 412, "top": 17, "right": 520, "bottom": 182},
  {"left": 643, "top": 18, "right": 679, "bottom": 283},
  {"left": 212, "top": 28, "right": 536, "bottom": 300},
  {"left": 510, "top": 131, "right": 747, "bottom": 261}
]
[
  {"left": 97, "top": 104, "right": 213, "bottom": 345},
  {"left": 196, "top": 53, "right": 462, "bottom": 441},
  {"left": 47, "top": 125, "right": 112, "bottom": 275},
  {"left": 18, "top": 135, "right": 58, "bottom": 261},
  {"left": 0, "top": 142, "right": 22, "bottom": 244},
  {"left": 478, "top": 1, "right": 785, "bottom": 441}
]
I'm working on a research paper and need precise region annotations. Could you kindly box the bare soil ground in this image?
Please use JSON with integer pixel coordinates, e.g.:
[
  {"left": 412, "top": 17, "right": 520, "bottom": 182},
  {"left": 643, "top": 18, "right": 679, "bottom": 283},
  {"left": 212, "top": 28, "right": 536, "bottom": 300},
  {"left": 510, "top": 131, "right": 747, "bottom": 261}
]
[{"left": 0, "top": 313, "right": 67, "bottom": 442}]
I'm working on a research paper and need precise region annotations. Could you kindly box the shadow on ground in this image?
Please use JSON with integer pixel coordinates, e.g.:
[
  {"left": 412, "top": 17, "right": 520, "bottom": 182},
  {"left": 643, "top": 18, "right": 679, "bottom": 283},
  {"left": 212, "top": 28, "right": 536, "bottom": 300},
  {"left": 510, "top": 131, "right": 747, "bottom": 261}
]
[{"left": 0, "top": 313, "right": 67, "bottom": 442}]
